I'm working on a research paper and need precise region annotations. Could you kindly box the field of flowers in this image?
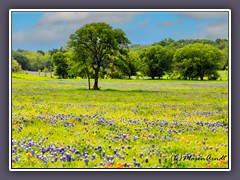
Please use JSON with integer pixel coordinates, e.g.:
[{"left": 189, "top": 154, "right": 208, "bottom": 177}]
[{"left": 11, "top": 73, "right": 229, "bottom": 169}]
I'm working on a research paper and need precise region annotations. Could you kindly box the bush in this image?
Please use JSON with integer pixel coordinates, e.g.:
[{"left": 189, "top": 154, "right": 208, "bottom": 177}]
[
  {"left": 43, "top": 67, "right": 48, "bottom": 77},
  {"left": 12, "top": 58, "right": 22, "bottom": 72},
  {"left": 207, "top": 71, "right": 220, "bottom": 80}
]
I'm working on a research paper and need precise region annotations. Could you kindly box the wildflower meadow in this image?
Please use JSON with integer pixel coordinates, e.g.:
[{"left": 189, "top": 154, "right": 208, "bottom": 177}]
[{"left": 11, "top": 73, "right": 229, "bottom": 169}]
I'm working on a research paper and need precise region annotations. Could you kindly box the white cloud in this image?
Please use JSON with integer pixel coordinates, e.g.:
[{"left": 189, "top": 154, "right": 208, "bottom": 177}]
[
  {"left": 177, "top": 12, "right": 228, "bottom": 19},
  {"left": 193, "top": 20, "right": 228, "bottom": 39},
  {"left": 203, "top": 21, "right": 228, "bottom": 39},
  {"left": 13, "top": 23, "right": 75, "bottom": 46},
  {"left": 39, "top": 12, "right": 140, "bottom": 25},
  {"left": 12, "top": 12, "right": 141, "bottom": 46}
]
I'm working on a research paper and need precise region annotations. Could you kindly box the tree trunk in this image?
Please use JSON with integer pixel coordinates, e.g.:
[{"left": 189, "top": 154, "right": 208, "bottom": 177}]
[
  {"left": 200, "top": 76, "right": 204, "bottom": 80},
  {"left": 151, "top": 76, "right": 155, "bottom": 79},
  {"left": 87, "top": 74, "right": 91, "bottom": 90},
  {"left": 93, "top": 69, "right": 100, "bottom": 90},
  {"left": 88, "top": 77, "right": 91, "bottom": 89},
  {"left": 86, "top": 68, "right": 91, "bottom": 90},
  {"left": 128, "top": 75, "right": 131, "bottom": 79}
]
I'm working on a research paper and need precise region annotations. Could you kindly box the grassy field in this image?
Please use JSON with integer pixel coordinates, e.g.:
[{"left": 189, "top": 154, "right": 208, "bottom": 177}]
[{"left": 11, "top": 73, "right": 229, "bottom": 169}]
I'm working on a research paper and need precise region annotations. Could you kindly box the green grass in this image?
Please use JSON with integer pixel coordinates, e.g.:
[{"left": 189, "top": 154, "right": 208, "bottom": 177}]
[{"left": 11, "top": 73, "right": 229, "bottom": 169}]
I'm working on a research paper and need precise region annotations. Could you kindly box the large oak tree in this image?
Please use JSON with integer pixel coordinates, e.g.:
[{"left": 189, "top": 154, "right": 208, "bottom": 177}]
[{"left": 68, "top": 22, "right": 131, "bottom": 90}]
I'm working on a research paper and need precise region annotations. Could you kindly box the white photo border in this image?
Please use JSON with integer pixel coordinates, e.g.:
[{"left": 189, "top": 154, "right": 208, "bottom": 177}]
[{"left": 9, "top": 9, "right": 231, "bottom": 171}]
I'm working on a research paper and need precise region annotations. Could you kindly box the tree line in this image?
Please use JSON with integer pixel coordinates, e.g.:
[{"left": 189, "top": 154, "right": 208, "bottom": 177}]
[{"left": 12, "top": 22, "right": 228, "bottom": 90}]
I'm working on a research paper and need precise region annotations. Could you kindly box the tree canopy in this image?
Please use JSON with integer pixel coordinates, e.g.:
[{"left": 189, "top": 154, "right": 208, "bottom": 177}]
[
  {"left": 52, "top": 52, "right": 69, "bottom": 79},
  {"left": 68, "top": 22, "right": 131, "bottom": 90},
  {"left": 139, "top": 45, "right": 174, "bottom": 79},
  {"left": 173, "top": 43, "right": 225, "bottom": 80},
  {"left": 12, "top": 57, "right": 22, "bottom": 72}
]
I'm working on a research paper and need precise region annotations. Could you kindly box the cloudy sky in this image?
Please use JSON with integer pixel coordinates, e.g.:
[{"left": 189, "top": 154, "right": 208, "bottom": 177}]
[{"left": 11, "top": 10, "right": 229, "bottom": 51}]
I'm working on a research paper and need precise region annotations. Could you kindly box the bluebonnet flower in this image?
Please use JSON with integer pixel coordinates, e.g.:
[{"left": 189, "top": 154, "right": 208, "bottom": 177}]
[
  {"left": 133, "top": 157, "right": 136, "bottom": 162},
  {"left": 12, "top": 145, "right": 17, "bottom": 154},
  {"left": 116, "top": 152, "right": 121, "bottom": 158},
  {"left": 26, "top": 147, "right": 29, "bottom": 153},
  {"left": 66, "top": 153, "right": 71, "bottom": 162},
  {"left": 31, "top": 149, "right": 34, "bottom": 157},
  {"left": 98, "top": 145, "right": 102, "bottom": 152},
  {"left": 41, "top": 146, "right": 45, "bottom": 154},
  {"left": 92, "top": 153, "right": 96, "bottom": 160},
  {"left": 70, "top": 148, "right": 75, "bottom": 153},
  {"left": 102, "top": 151, "right": 106, "bottom": 158},
  {"left": 16, "top": 155, "right": 20, "bottom": 162}
]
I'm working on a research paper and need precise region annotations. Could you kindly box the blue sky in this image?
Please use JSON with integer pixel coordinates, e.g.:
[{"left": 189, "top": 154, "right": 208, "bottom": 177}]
[{"left": 11, "top": 11, "right": 229, "bottom": 51}]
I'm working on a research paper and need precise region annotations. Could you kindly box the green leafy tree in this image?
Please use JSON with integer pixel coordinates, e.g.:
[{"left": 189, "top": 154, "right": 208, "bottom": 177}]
[
  {"left": 68, "top": 22, "right": 131, "bottom": 90},
  {"left": 49, "top": 49, "right": 59, "bottom": 56},
  {"left": 124, "top": 51, "right": 139, "bottom": 79},
  {"left": 37, "top": 50, "right": 45, "bottom": 56},
  {"left": 12, "top": 51, "right": 30, "bottom": 70},
  {"left": 102, "top": 53, "right": 129, "bottom": 79},
  {"left": 215, "top": 39, "right": 229, "bottom": 69},
  {"left": 139, "top": 45, "right": 173, "bottom": 79},
  {"left": 156, "top": 38, "right": 175, "bottom": 47},
  {"left": 43, "top": 67, "right": 48, "bottom": 77},
  {"left": 173, "top": 43, "right": 224, "bottom": 80},
  {"left": 52, "top": 52, "right": 69, "bottom": 78},
  {"left": 12, "top": 57, "right": 22, "bottom": 72}
]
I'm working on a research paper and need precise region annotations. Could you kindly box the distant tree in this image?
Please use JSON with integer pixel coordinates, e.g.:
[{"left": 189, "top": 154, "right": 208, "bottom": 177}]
[
  {"left": 123, "top": 51, "right": 138, "bottom": 79},
  {"left": 59, "top": 47, "right": 67, "bottom": 53},
  {"left": 52, "top": 52, "right": 69, "bottom": 78},
  {"left": 16, "top": 49, "right": 25, "bottom": 52},
  {"left": 127, "top": 51, "right": 139, "bottom": 79},
  {"left": 43, "top": 67, "right": 48, "bottom": 77},
  {"left": 12, "top": 57, "right": 22, "bottom": 72},
  {"left": 214, "top": 39, "right": 229, "bottom": 69},
  {"left": 157, "top": 38, "right": 175, "bottom": 47},
  {"left": 12, "top": 52, "right": 30, "bottom": 70},
  {"left": 45, "top": 60, "right": 53, "bottom": 70},
  {"left": 139, "top": 45, "right": 173, "bottom": 79},
  {"left": 49, "top": 49, "right": 59, "bottom": 56},
  {"left": 215, "top": 39, "right": 228, "bottom": 50},
  {"left": 173, "top": 43, "right": 224, "bottom": 80},
  {"left": 103, "top": 52, "right": 129, "bottom": 79},
  {"left": 68, "top": 22, "right": 131, "bottom": 90},
  {"left": 37, "top": 50, "right": 45, "bottom": 56}
]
